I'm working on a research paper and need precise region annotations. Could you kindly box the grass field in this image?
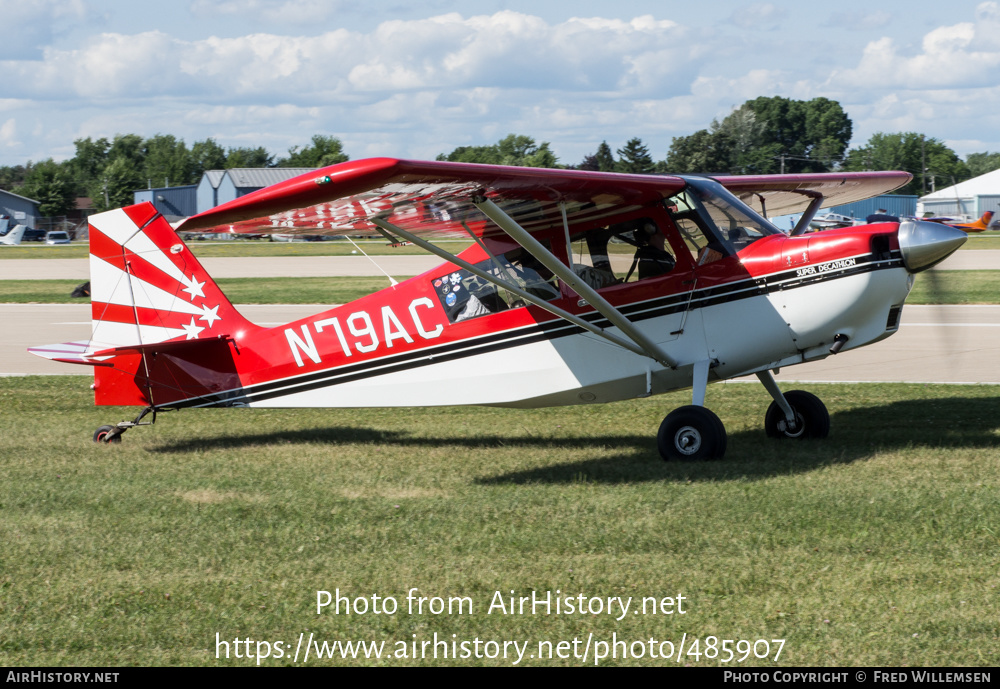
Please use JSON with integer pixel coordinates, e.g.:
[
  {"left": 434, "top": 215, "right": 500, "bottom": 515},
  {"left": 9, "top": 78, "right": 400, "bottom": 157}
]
[
  {"left": 0, "top": 270, "right": 996, "bottom": 305},
  {"left": 0, "top": 239, "right": 472, "bottom": 260},
  {"left": 0, "top": 277, "right": 409, "bottom": 306},
  {"left": 1, "top": 376, "right": 997, "bottom": 666},
  {"left": 1, "top": 233, "right": 998, "bottom": 259}
]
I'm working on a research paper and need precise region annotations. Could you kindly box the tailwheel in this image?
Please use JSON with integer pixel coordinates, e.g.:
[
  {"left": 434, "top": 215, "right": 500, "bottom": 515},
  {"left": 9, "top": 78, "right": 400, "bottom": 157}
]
[
  {"left": 657, "top": 405, "right": 727, "bottom": 461},
  {"left": 764, "top": 390, "right": 830, "bottom": 439},
  {"left": 93, "top": 425, "right": 123, "bottom": 444}
]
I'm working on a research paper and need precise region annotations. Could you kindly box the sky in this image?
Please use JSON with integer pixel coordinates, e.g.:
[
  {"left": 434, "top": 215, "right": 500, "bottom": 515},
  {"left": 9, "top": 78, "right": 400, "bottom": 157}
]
[{"left": 1, "top": 0, "right": 999, "bottom": 168}]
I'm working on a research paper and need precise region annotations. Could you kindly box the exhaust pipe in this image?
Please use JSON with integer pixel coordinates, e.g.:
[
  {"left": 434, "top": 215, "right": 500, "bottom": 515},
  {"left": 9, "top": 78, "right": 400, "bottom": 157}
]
[{"left": 897, "top": 220, "right": 967, "bottom": 273}]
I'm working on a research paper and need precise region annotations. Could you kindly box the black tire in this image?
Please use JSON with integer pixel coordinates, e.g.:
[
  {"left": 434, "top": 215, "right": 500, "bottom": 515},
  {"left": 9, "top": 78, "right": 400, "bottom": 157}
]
[
  {"left": 657, "top": 405, "right": 727, "bottom": 461},
  {"left": 93, "top": 425, "right": 122, "bottom": 444},
  {"left": 764, "top": 390, "right": 830, "bottom": 439}
]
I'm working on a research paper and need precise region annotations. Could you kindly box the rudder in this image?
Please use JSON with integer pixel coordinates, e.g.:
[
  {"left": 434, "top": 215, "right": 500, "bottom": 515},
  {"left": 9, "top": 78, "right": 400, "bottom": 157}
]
[{"left": 88, "top": 202, "right": 255, "bottom": 351}]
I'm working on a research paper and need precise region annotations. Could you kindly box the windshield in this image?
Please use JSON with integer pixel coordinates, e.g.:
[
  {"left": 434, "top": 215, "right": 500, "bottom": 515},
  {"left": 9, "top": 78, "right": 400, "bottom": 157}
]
[{"left": 673, "top": 177, "right": 782, "bottom": 254}]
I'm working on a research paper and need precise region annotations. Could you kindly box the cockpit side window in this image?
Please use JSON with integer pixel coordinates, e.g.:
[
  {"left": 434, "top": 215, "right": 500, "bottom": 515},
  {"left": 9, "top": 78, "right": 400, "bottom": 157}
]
[
  {"left": 566, "top": 215, "right": 680, "bottom": 287},
  {"left": 673, "top": 177, "right": 782, "bottom": 257},
  {"left": 433, "top": 245, "right": 560, "bottom": 323},
  {"left": 664, "top": 188, "right": 721, "bottom": 264}
]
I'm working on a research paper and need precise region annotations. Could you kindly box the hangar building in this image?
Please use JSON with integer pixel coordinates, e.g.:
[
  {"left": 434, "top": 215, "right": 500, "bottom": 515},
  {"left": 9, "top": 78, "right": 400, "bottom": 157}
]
[
  {"left": 918, "top": 168, "right": 1000, "bottom": 223},
  {"left": 136, "top": 168, "right": 317, "bottom": 219},
  {"left": 0, "top": 188, "right": 41, "bottom": 229}
]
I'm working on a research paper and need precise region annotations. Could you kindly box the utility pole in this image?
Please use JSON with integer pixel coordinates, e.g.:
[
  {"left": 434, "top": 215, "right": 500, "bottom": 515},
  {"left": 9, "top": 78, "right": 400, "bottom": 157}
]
[{"left": 920, "top": 135, "right": 927, "bottom": 195}]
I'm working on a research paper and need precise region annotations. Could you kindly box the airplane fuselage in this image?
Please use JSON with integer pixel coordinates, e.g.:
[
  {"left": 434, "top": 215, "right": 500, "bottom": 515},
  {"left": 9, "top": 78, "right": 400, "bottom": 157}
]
[{"left": 90, "top": 222, "right": 910, "bottom": 412}]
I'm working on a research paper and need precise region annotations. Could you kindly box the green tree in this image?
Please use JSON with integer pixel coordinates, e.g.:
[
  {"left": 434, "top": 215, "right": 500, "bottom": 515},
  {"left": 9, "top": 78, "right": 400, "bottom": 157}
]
[
  {"left": 842, "top": 132, "right": 969, "bottom": 195},
  {"left": 106, "top": 134, "right": 145, "bottom": 171},
  {"left": 665, "top": 97, "right": 853, "bottom": 174},
  {"left": 616, "top": 137, "right": 655, "bottom": 174},
  {"left": 437, "top": 134, "right": 560, "bottom": 168},
  {"left": 578, "top": 141, "right": 616, "bottom": 171},
  {"left": 68, "top": 137, "right": 111, "bottom": 194},
  {"left": 744, "top": 96, "right": 852, "bottom": 172},
  {"left": 594, "top": 141, "right": 616, "bottom": 172},
  {"left": 88, "top": 157, "right": 143, "bottom": 212},
  {"left": 19, "top": 159, "right": 76, "bottom": 216},
  {"left": 436, "top": 144, "right": 500, "bottom": 165},
  {"left": 225, "top": 147, "right": 275, "bottom": 168},
  {"left": 143, "top": 134, "right": 194, "bottom": 187},
  {"left": 664, "top": 129, "right": 736, "bottom": 173},
  {"left": 279, "top": 135, "right": 349, "bottom": 168},
  {"left": 190, "top": 138, "right": 227, "bottom": 177},
  {"left": 965, "top": 152, "right": 1000, "bottom": 178},
  {"left": 0, "top": 164, "right": 27, "bottom": 191}
]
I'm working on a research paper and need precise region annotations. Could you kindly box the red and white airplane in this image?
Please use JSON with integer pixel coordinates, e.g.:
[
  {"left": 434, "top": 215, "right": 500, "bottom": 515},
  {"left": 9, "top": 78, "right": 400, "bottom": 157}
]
[{"left": 29, "top": 159, "right": 968, "bottom": 460}]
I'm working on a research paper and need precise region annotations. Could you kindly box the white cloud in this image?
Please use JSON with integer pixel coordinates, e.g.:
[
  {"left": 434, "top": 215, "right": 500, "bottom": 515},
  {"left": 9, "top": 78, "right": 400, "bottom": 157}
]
[
  {"left": 0, "top": 11, "right": 707, "bottom": 103},
  {"left": 189, "top": 0, "right": 348, "bottom": 25},
  {"left": 828, "top": 4, "right": 1000, "bottom": 90},
  {"left": 3, "top": 4, "right": 1000, "bottom": 166},
  {"left": 729, "top": 3, "right": 787, "bottom": 30},
  {"left": 823, "top": 10, "right": 893, "bottom": 30},
  {"left": 0, "top": 119, "right": 19, "bottom": 149},
  {"left": 0, "top": 0, "right": 86, "bottom": 58}
]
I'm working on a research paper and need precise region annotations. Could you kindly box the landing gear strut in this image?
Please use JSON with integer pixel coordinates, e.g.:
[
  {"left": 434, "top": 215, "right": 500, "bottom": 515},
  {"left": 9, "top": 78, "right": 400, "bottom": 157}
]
[{"left": 92, "top": 406, "right": 158, "bottom": 444}]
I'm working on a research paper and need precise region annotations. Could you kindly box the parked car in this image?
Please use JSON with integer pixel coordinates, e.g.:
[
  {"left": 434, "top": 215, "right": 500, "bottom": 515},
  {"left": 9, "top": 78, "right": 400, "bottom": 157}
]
[
  {"left": 21, "top": 228, "right": 46, "bottom": 242},
  {"left": 45, "top": 231, "right": 71, "bottom": 245}
]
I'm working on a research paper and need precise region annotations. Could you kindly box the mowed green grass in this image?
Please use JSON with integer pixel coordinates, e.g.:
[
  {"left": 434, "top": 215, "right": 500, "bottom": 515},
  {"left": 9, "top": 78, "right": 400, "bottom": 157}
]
[
  {"left": 1, "top": 270, "right": 996, "bottom": 305},
  {"left": 0, "top": 277, "right": 409, "bottom": 305},
  {"left": 1, "top": 377, "right": 997, "bottom": 666},
  {"left": 0, "top": 239, "right": 472, "bottom": 260}
]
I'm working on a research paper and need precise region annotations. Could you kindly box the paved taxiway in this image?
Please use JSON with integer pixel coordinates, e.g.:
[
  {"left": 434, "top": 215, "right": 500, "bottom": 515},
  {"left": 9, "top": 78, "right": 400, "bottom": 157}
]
[
  {"left": 3, "top": 303, "right": 999, "bottom": 383},
  {"left": 4, "top": 251, "right": 999, "bottom": 381}
]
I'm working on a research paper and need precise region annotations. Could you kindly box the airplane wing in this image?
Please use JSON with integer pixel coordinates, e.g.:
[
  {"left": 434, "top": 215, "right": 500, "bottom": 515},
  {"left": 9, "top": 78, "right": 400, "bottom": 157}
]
[
  {"left": 177, "top": 159, "right": 911, "bottom": 237},
  {"left": 715, "top": 171, "right": 913, "bottom": 217},
  {"left": 178, "top": 158, "right": 688, "bottom": 238}
]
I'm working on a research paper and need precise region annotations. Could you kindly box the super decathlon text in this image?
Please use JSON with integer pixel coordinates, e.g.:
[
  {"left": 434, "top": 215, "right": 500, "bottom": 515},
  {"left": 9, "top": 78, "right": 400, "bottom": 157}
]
[
  {"left": 795, "top": 257, "right": 857, "bottom": 277},
  {"left": 285, "top": 298, "right": 443, "bottom": 367}
]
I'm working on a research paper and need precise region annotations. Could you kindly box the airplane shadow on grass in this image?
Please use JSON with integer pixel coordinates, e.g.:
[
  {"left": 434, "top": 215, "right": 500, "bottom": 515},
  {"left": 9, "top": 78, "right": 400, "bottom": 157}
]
[{"left": 150, "top": 396, "right": 1000, "bottom": 484}]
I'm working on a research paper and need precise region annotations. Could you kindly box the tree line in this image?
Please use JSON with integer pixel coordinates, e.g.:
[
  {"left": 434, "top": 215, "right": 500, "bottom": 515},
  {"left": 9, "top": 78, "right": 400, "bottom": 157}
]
[
  {"left": 0, "top": 134, "right": 348, "bottom": 216},
  {"left": 4, "top": 96, "right": 1000, "bottom": 217}
]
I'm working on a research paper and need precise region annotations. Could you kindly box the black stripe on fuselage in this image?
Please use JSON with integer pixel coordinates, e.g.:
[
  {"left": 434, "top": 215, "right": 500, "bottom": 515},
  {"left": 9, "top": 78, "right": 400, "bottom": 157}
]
[{"left": 172, "top": 252, "right": 904, "bottom": 408}]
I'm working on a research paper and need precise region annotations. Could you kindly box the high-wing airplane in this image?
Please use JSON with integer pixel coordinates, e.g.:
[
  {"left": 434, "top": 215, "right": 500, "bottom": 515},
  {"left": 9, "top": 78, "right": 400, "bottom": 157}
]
[
  {"left": 0, "top": 217, "right": 26, "bottom": 246},
  {"left": 29, "top": 159, "right": 968, "bottom": 460},
  {"left": 921, "top": 211, "right": 994, "bottom": 233}
]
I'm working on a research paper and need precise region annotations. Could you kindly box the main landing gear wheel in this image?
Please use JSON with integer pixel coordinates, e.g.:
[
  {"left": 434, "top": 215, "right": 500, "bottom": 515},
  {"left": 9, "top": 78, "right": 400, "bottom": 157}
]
[
  {"left": 764, "top": 390, "right": 830, "bottom": 439},
  {"left": 657, "top": 405, "right": 727, "bottom": 461},
  {"left": 92, "top": 425, "right": 122, "bottom": 444}
]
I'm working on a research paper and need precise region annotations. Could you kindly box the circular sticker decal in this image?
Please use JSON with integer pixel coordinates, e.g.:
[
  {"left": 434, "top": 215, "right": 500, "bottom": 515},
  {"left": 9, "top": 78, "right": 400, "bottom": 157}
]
[{"left": 446, "top": 292, "right": 457, "bottom": 306}]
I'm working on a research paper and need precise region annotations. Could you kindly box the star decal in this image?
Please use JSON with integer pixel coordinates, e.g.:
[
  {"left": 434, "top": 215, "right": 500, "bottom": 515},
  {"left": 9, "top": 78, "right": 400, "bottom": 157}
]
[
  {"left": 198, "top": 304, "right": 221, "bottom": 328},
  {"left": 181, "top": 275, "right": 206, "bottom": 301},
  {"left": 182, "top": 318, "right": 205, "bottom": 340}
]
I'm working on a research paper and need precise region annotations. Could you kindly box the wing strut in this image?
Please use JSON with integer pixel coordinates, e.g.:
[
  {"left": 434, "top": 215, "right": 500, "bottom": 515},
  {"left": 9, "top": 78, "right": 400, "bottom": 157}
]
[
  {"left": 790, "top": 190, "right": 824, "bottom": 236},
  {"left": 471, "top": 196, "right": 678, "bottom": 369},
  {"left": 368, "top": 217, "right": 654, "bottom": 360}
]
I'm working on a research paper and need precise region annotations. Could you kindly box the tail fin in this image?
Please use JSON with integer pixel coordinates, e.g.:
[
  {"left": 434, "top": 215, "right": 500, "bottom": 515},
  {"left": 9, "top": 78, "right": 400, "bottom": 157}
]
[
  {"left": 87, "top": 202, "right": 255, "bottom": 351},
  {"left": 0, "top": 221, "right": 26, "bottom": 245},
  {"left": 30, "top": 203, "right": 259, "bottom": 407},
  {"left": 958, "top": 211, "right": 994, "bottom": 233}
]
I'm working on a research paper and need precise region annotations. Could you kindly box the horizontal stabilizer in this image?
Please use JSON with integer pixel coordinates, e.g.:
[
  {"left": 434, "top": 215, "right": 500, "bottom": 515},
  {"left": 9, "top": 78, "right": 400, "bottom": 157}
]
[
  {"left": 90, "top": 334, "right": 235, "bottom": 358},
  {"left": 27, "top": 341, "right": 114, "bottom": 367}
]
